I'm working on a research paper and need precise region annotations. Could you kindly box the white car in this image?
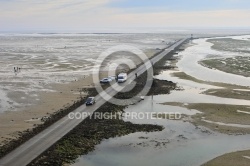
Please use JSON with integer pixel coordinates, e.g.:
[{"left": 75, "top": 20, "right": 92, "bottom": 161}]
[
  {"left": 108, "top": 76, "right": 116, "bottom": 81},
  {"left": 100, "top": 78, "right": 112, "bottom": 83},
  {"left": 117, "top": 73, "right": 127, "bottom": 83}
]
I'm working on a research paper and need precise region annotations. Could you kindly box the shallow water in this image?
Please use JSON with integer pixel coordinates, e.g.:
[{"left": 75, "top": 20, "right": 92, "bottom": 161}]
[
  {"left": 231, "top": 35, "right": 250, "bottom": 41},
  {"left": 71, "top": 35, "right": 250, "bottom": 166},
  {"left": 155, "top": 91, "right": 250, "bottom": 106},
  {"left": 72, "top": 75, "right": 250, "bottom": 166},
  {"left": 201, "top": 119, "right": 250, "bottom": 128},
  {"left": 177, "top": 37, "right": 250, "bottom": 86},
  {"left": 155, "top": 70, "right": 218, "bottom": 89},
  {"left": 72, "top": 95, "right": 250, "bottom": 166},
  {"left": 155, "top": 71, "right": 250, "bottom": 106},
  {"left": 73, "top": 135, "right": 250, "bottom": 166}
]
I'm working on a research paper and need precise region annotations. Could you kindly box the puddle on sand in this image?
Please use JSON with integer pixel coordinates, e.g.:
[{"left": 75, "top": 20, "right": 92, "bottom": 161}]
[
  {"left": 155, "top": 70, "right": 219, "bottom": 90},
  {"left": 201, "top": 119, "right": 250, "bottom": 128},
  {"left": 0, "top": 89, "right": 19, "bottom": 113},
  {"left": 233, "top": 89, "right": 250, "bottom": 92},
  {"left": 237, "top": 110, "right": 250, "bottom": 115},
  {"left": 155, "top": 91, "right": 250, "bottom": 106}
]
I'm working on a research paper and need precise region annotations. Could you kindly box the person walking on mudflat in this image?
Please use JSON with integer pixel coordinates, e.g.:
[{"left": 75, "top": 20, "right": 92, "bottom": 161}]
[{"left": 14, "top": 67, "right": 17, "bottom": 75}]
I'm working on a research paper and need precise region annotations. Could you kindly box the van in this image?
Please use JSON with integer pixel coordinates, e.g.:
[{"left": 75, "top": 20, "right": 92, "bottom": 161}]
[{"left": 117, "top": 73, "right": 127, "bottom": 83}]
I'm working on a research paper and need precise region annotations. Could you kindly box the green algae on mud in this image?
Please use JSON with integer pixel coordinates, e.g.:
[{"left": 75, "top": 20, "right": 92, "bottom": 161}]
[
  {"left": 161, "top": 102, "right": 250, "bottom": 134},
  {"left": 200, "top": 56, "right": 250, "bottom": 77},
  {"left": 207, "top": 38, "right": 250, "bottom": 54}
]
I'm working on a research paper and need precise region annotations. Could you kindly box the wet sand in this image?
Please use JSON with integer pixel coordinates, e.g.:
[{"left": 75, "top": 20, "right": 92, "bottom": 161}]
[
  {"left": 0, "top": 49, "right": 158, "bottom": 146},
  {"left": 161, "top": 102, "right": 250, "bottom": 134},
  {"left": 203, "top": 88, "right": 250, "bottom": 100},
  {"left": 203, "top": 150, "right": 250, "bottom": 166},
  {"left": 0, "top": 75, "right": 93, "bottom": 146}
]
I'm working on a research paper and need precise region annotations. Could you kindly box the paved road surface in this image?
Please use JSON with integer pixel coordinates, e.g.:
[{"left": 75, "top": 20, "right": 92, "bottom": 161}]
[{"left": 0, "top": 38, "right": 188, "bottom": 166}]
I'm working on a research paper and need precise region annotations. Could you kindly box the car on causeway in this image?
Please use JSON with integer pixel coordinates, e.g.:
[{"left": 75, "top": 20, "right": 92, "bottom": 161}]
[
  {"left": 117, "top": 73, "right": 127, "bottom": 83},
  {"left": 108, "top": 76, "right": 116, "bottom": 81},
  {"left": 85, "top": 97, "right": 95, "bottom": 106},
  {"left": 100, "top": 78, "right": 112, "bottom": 83}
]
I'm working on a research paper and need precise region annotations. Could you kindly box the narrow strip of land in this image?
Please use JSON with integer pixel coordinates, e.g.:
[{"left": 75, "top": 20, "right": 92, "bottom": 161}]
[{"left": 0, "top": 38, "right": 188, "bottom": 166}]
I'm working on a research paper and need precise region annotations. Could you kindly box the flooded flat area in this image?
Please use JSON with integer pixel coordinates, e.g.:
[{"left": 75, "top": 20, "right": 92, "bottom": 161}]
[
  {"left": 177, "top": 37, "right": 250, "bottom": 86},
  {"left": 72, "top": 96, "right": 250, "bottom": 166},
  {"left": 72, "top": 35, "right": 250, "bottom": 166},
  {"left": 73, "top": 134, "right": 250, "bottom": 166}
]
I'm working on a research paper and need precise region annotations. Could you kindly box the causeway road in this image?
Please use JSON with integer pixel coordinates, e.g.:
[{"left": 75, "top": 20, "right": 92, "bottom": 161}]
[{"left": 0, "top": 38, "right": 189, "bottom": 166}]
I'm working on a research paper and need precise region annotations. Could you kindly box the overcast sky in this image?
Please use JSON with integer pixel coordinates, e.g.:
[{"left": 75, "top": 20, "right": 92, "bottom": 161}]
[{"left": 1, "top": 0, "right": 250, "bottom": 32}]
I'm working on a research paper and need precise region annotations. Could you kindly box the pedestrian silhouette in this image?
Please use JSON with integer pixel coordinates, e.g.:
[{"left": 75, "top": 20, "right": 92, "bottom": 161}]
[{"left": 14, "top": 67, "right": 17, "bottom": 75}]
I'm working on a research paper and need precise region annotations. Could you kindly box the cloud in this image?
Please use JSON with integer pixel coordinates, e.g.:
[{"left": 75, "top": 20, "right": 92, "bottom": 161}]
[
  {"left": 0, "top": 0, "right": 114, "bottom": 17},
  {"left": 112, "top": 9, "right": 250, "bottom": 27},
  {"left": 1, "top": 0, "right": 250, "bottom": 31}
]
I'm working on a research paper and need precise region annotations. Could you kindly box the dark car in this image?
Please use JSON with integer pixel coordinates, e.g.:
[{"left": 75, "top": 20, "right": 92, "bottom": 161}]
[{"left": 86, "top": 97, "right": 95, "bottom": 106}]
